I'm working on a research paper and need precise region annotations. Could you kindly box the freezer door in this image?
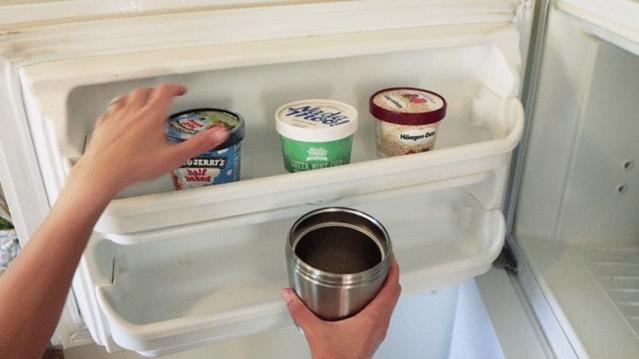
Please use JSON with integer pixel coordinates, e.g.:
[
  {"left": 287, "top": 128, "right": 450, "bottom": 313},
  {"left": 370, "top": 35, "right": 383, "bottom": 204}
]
[
  {"left": 0, "top": 60, "right": 90, "bottom": 347},
  {"left": 0, "top": 0, "right": 376, "bottom": 350},
  {"left": 1, "top": 0, "right": 527, "bottom": 355},
  {"left": 508, "top": 0, "right": 639, "bottom": 357}
]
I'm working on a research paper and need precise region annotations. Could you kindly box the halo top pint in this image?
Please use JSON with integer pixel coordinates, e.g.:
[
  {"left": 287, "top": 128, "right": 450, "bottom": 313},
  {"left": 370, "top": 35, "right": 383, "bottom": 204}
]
[
  {"left": 166, "top": 108, "right": 245, "bottom": 190},
  {"left": 370, "top": 87, "right": 447, "bottom": 157},
  {"left": 275, "top": 99, "right": 358, "bottom": 172}
]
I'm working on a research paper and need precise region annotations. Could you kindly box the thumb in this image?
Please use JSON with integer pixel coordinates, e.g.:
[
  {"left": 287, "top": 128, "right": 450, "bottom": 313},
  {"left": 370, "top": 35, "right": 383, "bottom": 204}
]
[
  {"left": 281, "top": 288, "right": 320, "bottom": 332},
  {"left": 168, "top": 126, "right": 230, "bottom": 163}
]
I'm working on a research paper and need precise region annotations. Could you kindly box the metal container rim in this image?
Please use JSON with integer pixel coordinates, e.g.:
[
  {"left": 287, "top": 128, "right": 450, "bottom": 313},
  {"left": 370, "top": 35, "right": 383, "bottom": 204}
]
[{"left": 286, "top": 207, "right": 392, "bottom": 286}]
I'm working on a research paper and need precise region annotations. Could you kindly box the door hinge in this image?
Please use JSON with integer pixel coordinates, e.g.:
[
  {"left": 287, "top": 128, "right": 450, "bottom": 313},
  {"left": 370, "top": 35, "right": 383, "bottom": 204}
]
[{"left": 494, "top": 236, "right": 519, "bottom": 273}]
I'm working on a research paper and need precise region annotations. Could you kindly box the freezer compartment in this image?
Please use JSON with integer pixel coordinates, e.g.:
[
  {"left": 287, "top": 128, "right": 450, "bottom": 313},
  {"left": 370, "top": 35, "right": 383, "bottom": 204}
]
[
  {"left": 91, "top": 188, "right": 504, "bottom": 355},
  {"left": 20, "top": 25, "right": 523, "bottom": 235},
  {"left": 513, "top": 4, "right": 639, "bottom": 357},
  {"left": 515, "top": 17, "right": 639, "bottom": 244}
]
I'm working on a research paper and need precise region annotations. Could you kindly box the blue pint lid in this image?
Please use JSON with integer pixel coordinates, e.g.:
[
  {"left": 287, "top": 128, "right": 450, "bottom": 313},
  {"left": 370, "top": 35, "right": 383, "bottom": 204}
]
[{"left": 167, "top": 108, "right": 245, "bottom": 149}]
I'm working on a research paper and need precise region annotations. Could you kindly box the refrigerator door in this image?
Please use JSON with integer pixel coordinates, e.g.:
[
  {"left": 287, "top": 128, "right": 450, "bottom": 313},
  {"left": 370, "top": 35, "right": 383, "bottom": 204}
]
[
  {"left": 1, "top": 0, "right": 528, "bottom": 355},
  {"left": 0, "top": 8, "right": 90, "bottom": 347},
  {"left": 509, "top": 0, "right": 639, "bottom": 357}
]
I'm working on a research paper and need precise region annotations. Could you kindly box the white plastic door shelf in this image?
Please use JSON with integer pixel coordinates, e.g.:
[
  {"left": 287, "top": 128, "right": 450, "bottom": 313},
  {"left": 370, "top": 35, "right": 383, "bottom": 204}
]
[
  {"left": 92, "top": 189, "right": 504, "bottom": 356},
  {"left": 19, "top": 24, "right": 523, "bottom": 236}
]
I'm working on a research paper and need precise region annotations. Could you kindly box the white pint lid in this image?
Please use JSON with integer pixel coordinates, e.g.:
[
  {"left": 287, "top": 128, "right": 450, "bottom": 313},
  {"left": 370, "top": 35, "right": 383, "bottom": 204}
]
[{"left": 275, "top": 99, "right": 358, "bottom": 142}]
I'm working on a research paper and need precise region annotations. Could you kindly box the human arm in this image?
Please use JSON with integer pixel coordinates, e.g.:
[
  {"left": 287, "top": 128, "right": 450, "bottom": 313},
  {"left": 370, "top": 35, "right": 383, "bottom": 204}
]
[
  {"left": 282, "top": 258, "right": 402, "bottom": 359},
  {"left": 0, "top": 84, "right": 229, "bottom": 359}
]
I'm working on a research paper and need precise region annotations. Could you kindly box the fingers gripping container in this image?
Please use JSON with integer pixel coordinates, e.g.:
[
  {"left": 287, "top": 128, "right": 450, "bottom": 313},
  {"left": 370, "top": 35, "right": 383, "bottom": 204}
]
[
  {"left": 275, "top": 100, "right": 358, "bottom": 172},
  {"left": 166, "top": 108, "right": 245, "bottom": 190}
]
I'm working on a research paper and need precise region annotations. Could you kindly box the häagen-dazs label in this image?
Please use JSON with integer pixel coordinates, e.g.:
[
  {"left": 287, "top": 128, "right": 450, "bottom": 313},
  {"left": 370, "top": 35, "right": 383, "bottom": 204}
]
[
  {"left": 376, "top": 122, "right": 440, "bottom": 157},
  {"left": 398, "top": 127, "right": 437, "bottom": 146}
]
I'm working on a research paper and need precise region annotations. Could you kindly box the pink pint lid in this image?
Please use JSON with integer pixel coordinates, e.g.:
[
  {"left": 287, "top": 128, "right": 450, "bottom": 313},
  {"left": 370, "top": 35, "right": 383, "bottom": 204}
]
[{"left": 369, "top": 87, "right": 447, "bottom": 126}]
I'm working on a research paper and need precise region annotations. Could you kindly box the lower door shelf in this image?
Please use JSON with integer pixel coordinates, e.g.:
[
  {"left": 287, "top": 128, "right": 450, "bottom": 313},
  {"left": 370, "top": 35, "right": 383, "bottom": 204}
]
[{"left": 92, "top": 189, "right": 504, "bottom": 356}]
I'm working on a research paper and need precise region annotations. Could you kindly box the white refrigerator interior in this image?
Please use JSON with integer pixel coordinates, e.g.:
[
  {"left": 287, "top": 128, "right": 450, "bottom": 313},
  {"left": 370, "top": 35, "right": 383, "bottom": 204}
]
[
  {"left": 513, "top": 1, "right": 639, "bottom": 357},
  {"left": 0, "top": 0, "right": 637, "bottom": 358}
]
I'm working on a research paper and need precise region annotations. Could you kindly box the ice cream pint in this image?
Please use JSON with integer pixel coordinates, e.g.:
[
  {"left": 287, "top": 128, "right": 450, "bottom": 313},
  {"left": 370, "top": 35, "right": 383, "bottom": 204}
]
[
  {"left": 370, "top": 87, "right": 447, "bottom": 157},
  {"left": 166, "top": 108, "right": 245, "bottom": 190},
  {"left": 275, "top": 99, "right": 358, "bottom": 173}
]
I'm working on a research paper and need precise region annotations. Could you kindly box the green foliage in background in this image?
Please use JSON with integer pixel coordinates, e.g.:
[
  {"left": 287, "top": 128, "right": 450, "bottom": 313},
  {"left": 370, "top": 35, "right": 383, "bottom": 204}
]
[{"left": 0, "top": 217, "right": 13, "bottom": 230}]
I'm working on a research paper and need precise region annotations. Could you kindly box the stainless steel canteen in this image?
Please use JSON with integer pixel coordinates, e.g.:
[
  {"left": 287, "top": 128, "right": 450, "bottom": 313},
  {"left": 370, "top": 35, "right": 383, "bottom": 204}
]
[{"left": 286, "top": 207, "right": 392, "bottom": 321}]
